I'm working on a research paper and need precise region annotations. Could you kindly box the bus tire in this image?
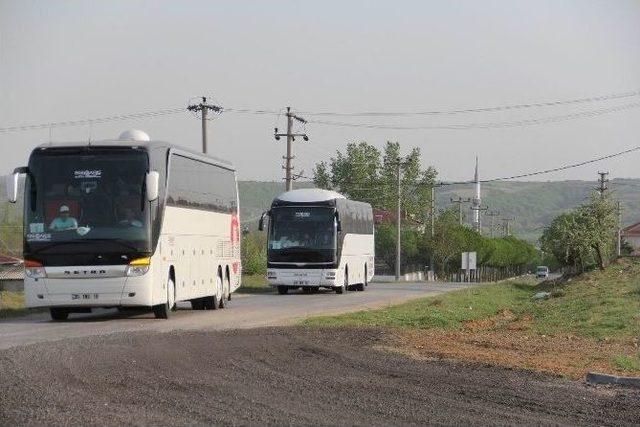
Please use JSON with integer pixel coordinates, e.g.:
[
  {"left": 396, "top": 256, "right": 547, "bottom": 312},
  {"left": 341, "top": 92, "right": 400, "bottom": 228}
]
[
  {"left": 336, "top": 270, "right": 348, "bottom": 294},
  {"left": 50, "top": 308, "right": 69, "bottom": 321},
  {"left": 153, "top": 276, "right": 175, "bottom": 319},
  {"left": 219, "top": 275, "right": 227, "bottom": 309},
  {"left": 356, "top": 266, "right": 367, "bottom": 291},
  {"left": 205, "top": 274, "right": 222, "bottom": 310},
  {"left": 277, "top": 286, "right": 288, "bottom": 295}
]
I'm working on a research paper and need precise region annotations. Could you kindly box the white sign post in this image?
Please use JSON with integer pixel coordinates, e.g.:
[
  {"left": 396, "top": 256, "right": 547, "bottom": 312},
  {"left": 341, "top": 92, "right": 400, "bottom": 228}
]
[{"left": 461, "top": 252, "right": 477, "bottom": 282}]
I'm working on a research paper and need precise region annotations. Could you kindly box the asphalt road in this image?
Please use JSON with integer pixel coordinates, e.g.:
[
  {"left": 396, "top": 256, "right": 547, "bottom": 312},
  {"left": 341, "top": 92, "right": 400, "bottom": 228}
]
[{"left": 0, "top": 281, "right": 472, "bottom": 350}]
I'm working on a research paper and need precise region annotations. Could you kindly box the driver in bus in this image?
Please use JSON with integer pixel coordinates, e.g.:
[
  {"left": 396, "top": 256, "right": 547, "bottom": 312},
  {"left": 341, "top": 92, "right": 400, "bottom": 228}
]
[{"left": 49, "top": 205, "right": 78, "bottom": 231}]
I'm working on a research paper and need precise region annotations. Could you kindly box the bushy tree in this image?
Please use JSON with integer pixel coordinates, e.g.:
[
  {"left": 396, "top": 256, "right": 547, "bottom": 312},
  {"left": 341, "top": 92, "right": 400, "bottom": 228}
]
[
  {"left": 540, "top": 192, "right": 618, "bottom": 271},
  {"left": 241, "top": 232, "right": 267, "bottom": 275}
]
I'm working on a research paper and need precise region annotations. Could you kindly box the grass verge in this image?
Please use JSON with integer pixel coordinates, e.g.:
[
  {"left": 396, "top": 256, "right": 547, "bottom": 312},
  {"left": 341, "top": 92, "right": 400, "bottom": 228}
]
[
  {"left": 304, "top": 259, "right": 640, "bottom": 378},
  {"left": 238, "top": 274, "right": 273, "bottom": 294}
]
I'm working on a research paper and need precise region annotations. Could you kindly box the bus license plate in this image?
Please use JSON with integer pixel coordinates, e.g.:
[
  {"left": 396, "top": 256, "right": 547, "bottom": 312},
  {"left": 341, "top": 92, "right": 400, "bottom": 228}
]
[
  {"left": 293, "top": 280, "right": 309, "bottom": 285},
  {"left": 72, "top": 293, "right": 99, "bottom": 300}
]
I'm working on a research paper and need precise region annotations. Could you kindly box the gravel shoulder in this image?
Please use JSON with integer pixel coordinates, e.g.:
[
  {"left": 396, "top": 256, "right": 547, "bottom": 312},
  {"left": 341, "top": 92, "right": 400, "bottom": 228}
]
[{"left": 1, "top": 326, "right": 639, "bottom": 426}]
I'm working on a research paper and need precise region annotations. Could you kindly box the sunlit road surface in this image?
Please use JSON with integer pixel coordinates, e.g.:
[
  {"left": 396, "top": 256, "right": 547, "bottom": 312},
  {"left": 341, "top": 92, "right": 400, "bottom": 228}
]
[{"left": 0, "top": 281, "right": 474, "bottom": 350}]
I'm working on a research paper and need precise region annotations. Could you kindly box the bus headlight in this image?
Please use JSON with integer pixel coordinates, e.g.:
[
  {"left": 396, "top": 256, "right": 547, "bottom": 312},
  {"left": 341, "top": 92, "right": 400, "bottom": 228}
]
[
  {"left": 324, "top": 271, "right": 336, "bottom": 279},
  {"left": 126, "top": 257, "right": 151, "bottom": 277},
  {"left": 24, "top": 260, "right": 46, "bottom": 279},
  {"left": 267, "top": 270, "right": 277, "bottom": 279}
]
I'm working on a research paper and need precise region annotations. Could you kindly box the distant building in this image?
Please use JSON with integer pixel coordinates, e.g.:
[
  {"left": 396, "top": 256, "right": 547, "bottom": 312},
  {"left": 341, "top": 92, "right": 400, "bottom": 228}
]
[{"left": 621, "top": 222, "right": 640, "bottom": 256}]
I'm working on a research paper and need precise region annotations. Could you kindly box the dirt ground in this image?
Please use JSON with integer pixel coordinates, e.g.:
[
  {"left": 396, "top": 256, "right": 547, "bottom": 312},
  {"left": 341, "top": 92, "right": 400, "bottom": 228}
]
[
  {"left": 397, "top": 309, "right": 639, "bottom": 379},
  {"left": 1, "top": 327, "right": 639, "bottom": 426}
]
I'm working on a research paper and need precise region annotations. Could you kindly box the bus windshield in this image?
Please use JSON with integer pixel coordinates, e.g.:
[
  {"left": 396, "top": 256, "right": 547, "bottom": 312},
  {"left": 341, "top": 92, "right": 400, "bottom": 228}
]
[
  {"left": 24, "top": 148, "right": 151, "bottom": 255},
  {"left": 268, "top": 206, "right": 336, "bottom": 263}
]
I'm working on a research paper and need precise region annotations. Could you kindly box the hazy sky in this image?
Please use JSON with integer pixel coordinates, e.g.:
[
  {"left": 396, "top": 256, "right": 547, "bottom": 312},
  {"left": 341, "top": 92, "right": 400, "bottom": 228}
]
[{"left": 1, "top": 0, "right": 639, "bottom": 182}]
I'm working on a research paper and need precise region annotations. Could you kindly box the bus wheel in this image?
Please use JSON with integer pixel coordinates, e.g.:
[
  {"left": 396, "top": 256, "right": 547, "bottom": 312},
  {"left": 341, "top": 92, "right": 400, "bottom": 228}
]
[
  {"left": 205, "top": 274, "right": 222, "bottom": 310},
  {"left": 336, "top": 271, "right": 348, "bottom": 294},
  {"left": 277, "top": 286, "right": 288, "bottom": 295},
  {"left": 153, "top": 276, "right": 175, "bottom": 319},
  {"left": 356, "top": 266, "right": 367, "bottom": 291},
  {"left": 218, "top": 275, "right": 227, "bottom": 309},
  {"left": 50, "top": 308, "right": 69, "bottom": 321}
]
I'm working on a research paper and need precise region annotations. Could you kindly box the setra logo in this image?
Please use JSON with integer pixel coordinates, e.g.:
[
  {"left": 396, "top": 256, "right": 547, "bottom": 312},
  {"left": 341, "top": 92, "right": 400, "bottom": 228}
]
[{"left": 64, "top": 270, "right": 107, "bottom": 276}]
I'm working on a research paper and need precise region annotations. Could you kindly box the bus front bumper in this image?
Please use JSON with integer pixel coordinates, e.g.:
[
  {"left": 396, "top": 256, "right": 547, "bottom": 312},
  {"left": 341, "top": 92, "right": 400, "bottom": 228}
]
[
  {"left": 24, "top": 271, "right": 154, "bottom": 308},
  {"left": 267, "top": 269, "right": 339, "bottom": 287}
]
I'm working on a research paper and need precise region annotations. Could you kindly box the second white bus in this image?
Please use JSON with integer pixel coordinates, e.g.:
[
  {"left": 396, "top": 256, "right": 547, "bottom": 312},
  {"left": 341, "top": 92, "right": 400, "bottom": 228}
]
[{"left": 260, "top": 189, "right": 374, "bottom": 294}]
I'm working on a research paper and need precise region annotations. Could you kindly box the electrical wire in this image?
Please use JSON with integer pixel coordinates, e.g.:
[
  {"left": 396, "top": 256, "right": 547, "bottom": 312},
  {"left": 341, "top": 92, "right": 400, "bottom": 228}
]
[
  {"left": 297, "top": 89, "right": 640, "bottom": 117},
  {"left": 0, "top": 107, "right": 188, "bottom": 134},
  {"left": 306, "top": 101, "right": 640, "bottom": 130},
  {"left": 437, "top": 145, "right": 640, "bottom": 186}
]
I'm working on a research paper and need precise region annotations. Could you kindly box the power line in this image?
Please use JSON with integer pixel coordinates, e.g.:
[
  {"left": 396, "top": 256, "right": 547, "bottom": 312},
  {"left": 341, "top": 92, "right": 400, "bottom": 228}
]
[
  {"left": 3, "top": 88, "right": 640, "bottom": 135},
  {"left": 0, "top": 107, "right": 187, "bottom": 134},
  {"left": 298, "top": 89, "right": 640, "bottom": 117},
  {"left": 437, "top": 145, "right": 640, "bottom": 186},
  {"left": 306, "top": 101, "right": 640, "bottom": 130}
]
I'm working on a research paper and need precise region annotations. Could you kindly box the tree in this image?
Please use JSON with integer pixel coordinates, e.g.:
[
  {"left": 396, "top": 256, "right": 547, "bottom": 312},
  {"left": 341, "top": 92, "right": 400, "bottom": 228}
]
[{"left": 540, "top": 192, "right": 619, "bottom": 271}]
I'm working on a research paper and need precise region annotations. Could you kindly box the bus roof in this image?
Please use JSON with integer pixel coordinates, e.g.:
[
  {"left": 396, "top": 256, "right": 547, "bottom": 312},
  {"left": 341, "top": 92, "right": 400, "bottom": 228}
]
[
  {"left": 33, "top": 140, "right": 234, "bottom": 169},
  {"left": 275, "top": 188, "right": 346, "bottom": 204}
]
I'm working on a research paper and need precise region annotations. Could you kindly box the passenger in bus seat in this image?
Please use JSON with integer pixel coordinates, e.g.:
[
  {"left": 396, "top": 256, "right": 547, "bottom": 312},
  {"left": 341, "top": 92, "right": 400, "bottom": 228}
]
[{"left": 49, "top": 205, "right": 78, "bottom": 231}]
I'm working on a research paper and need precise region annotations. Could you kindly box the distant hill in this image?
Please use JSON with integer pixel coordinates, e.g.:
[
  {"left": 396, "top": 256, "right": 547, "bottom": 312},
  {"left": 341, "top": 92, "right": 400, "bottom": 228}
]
[
  {"left": 2, "top": 177, "right": 639, "bottom": 247},
  {"left": 435, "top": 179, "right": 640, "bottom": 242}
]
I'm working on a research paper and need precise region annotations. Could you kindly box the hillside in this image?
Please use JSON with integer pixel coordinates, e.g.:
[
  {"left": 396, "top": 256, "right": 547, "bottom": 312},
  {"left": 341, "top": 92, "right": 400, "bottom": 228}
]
[{"left": 1, "top": 178, "right": 639, "bottom": 251}]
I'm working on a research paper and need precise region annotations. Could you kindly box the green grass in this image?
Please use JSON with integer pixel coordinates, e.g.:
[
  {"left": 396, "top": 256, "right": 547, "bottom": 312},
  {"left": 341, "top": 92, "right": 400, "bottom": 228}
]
[
  {"left": 238, "top": 274, "right": 273, "bottom": 294},
  {"left": 613, "top": 354, "right": 640, "bottom": 372},
  {"left": 304, "top": 260, "right": 640, "bottom": 341},
  {"left": 0, "top": 291, "right": 31, "bottom": 318}
]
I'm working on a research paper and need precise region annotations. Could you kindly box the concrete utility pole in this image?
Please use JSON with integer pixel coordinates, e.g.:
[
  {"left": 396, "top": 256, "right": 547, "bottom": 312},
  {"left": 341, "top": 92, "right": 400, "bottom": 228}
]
[
  {"left": 501, "top": 217, "right": 516, "bottom": 236},
  {"left": 486, "top": 210, "right": 501, "bottom": 238},
  {"left": 429, "top": 186, "right": 436, "bottom": 276},
  {"left": 187, "top": 97, "right": 222, "bottom": 154},
  {"left": 617, "top": 200, "right": 623, "bottom": 257},
  {"left": 450, "top": 197, "right": 471, "bottom": 225},
  {"left": 597, "top": 171, "right": 609, "bottom": 199},
  {"left": 396, "top": 159, "right": 402, "bottom": 281},
  {"left": 274, "top": 107, "right": 309, "bottom": 191}
]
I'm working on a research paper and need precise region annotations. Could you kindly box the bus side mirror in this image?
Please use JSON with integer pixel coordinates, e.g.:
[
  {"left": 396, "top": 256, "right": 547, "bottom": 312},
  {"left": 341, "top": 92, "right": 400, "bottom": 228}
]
[
  {"left": 146, "top": 171, "right": 160, "bottom": 201},
  {"left": 6, "top": 167, "right": 27, "bottom": 203},
  {"left": 336, "top": 214, "right": 342, "bottom": 232},
  {"left": 258, "top": 211, "right": 269, "bottom": 231}
]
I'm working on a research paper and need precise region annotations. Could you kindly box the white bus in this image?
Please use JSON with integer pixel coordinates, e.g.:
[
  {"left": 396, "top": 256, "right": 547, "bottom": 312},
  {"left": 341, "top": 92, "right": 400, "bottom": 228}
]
[
  {"left": 7, "top": 131, "right": 241, "bottom": 320},
  {"left": 259, "top": 189, "right": 374, "bottom": 294}
]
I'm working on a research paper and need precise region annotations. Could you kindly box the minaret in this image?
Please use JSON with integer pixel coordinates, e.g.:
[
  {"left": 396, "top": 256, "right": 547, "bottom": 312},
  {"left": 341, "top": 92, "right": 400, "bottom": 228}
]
[{"left": 472, "top": 156, "right": 481, "bottom": 231}]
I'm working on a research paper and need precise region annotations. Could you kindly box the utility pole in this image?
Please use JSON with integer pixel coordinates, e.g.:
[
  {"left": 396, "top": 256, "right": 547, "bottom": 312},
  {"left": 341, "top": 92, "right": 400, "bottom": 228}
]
[
  {"left": 187, "top": 97, "right": 222, "bottom": 154},
  {"left": 597, "top": 171, "right": 609, "bottom": 199},
  {"left": 429, "top": 186, "right": 436, "bottom": 277},
  {"left": 396, "top": 159, "right": 402, "bottom": 281},
  {"left": 450, "top": 197, "right": 471, "bottom": 225},
  {"left": 501, "top": 217, "right": 516, "bottom": 236},
  {"left": 486, "top": 210, "right": 501, "bottom": 238},
  {"left": 274, "top": 107, "right": 309, "bottom": 191},
  {"left": 617, "top": 200, "right": 623, "bottom": 257}
]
